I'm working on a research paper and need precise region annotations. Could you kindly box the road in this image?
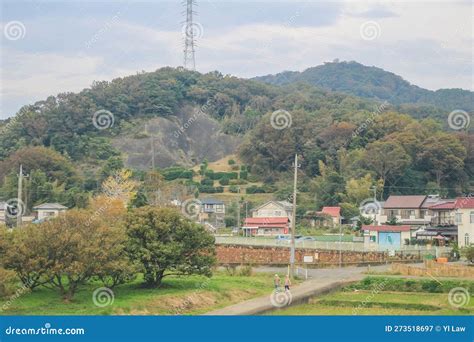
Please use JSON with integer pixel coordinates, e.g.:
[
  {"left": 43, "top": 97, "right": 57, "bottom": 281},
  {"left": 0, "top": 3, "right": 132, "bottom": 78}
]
[{"left": 205, "top": 264, "right": 392, "bottom": 315}]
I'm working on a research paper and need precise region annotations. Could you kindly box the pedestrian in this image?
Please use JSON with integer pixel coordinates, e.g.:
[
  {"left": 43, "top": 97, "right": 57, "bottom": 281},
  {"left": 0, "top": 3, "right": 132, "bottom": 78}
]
[
  {"left": 284, "top": 275, "right": 291, "bottom": 292},
  {"left": 273, "top": 274, "right": 281, "bottom": 291}
]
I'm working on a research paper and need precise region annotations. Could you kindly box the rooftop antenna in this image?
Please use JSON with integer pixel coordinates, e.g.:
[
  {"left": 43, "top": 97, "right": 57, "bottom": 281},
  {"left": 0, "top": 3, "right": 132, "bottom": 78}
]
[{"left": 183, "top": 0, "right": 197, "bottom": 70}]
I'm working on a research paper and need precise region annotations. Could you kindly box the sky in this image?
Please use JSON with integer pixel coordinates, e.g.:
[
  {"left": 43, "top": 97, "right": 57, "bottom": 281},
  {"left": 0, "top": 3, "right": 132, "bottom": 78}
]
[{"left": 0, "top": 0, "right": 472, "bottom": 119}]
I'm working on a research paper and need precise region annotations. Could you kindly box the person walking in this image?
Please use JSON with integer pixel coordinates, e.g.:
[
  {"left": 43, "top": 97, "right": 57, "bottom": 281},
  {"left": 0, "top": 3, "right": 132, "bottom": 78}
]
[
  {"left": 284, "top": 275, "right": 291, "bottom": 292},
  {"left": 273, "top": 274, "right": 281, "bottom": 291}
]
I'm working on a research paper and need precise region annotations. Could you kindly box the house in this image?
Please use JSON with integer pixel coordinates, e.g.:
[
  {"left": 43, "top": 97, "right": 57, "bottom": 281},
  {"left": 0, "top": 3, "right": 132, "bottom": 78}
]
[
  {"left": 376, "top": 195, "right": 443, "bottom": 226},
  {"left": 251, "top": 201, "right": 293, "bottom": 223},
  {"left": 362, "top": 225, "right": 411, "bottom": 248},
  {"left": 453, "top": 197, "right": 474, "bottom": 247},
  {"left": 33, "top": 203, "right": 68, "bottom": 221},
  {"left": 242, "top": 217, "right": 290, "bottom": 236},
  {"left": 198, "top": 198, "right": 225, "bottom": 228},
  {"left": 306, "top": 206, "right": 342, "bottom": 227}
]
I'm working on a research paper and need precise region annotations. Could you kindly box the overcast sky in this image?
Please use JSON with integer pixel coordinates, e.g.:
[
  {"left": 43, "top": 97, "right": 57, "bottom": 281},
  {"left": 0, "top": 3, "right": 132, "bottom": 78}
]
[{"left": 1, "top": 0, "right": 472, "bottom": 119}]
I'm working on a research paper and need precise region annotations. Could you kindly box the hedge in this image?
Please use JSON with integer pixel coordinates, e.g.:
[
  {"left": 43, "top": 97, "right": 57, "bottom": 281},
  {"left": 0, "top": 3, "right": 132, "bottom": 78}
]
[
  {"left": 162, "top": 167, "right": 194, "bottom": 181},
  {"left": 198, "top": 185, "right": 224, "bottom": 193},
  {"left": 200, "top": 178, "right": 214, "bottom": 186},
  {"left": 246, "top": 185, "right": 266, "bottom": 194}
]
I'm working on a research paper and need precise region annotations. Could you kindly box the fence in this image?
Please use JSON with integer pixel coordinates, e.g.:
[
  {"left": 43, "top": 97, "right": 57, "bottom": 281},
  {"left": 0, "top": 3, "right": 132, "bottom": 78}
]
[{"left": 214, "top": 236, "right": 451, "bottom": 257}]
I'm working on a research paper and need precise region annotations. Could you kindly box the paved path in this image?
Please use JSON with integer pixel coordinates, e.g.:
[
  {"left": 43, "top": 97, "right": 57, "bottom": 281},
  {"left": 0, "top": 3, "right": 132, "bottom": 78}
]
[{"left": 205, "top": 265, "right": 390, "bottom": 315}]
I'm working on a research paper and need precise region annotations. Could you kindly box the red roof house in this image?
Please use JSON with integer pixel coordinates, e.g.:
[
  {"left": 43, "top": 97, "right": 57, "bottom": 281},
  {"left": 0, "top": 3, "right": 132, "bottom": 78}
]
[{"left": 242, "top": 217, "right": 289, "bottom": 236}]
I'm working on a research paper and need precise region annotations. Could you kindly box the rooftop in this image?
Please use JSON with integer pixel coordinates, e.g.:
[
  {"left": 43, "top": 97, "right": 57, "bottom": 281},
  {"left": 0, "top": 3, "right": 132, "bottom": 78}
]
[
  {"left": 320, "top": 206, "right": 341, "bottom": 217},
  {"left": 200, "top": 198, "right": 224, "bottom": 205},
  {"left": 384, "top": 195, "right": 427, "bottom": 209},
  {"left": 454, "top": 197, "right": 474, "bottom": 209},
  {"left": 33, "top": 203, "right": 68, "bottom": 210}
]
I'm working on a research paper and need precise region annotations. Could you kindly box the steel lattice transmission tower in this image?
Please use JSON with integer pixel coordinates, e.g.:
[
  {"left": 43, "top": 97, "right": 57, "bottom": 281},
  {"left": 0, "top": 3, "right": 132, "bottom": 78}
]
[{"left": 183, "top": 0, "right": 197, "bottom": 70}]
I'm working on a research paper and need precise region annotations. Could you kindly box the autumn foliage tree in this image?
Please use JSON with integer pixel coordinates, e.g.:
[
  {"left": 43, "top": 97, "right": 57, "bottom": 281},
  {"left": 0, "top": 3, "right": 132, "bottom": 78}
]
[
  {"left": 2, "top": 210, "right": 133, "bottom": 300},
  {"left": 125, "top": 207, "right": 216, "bottom": 287}
]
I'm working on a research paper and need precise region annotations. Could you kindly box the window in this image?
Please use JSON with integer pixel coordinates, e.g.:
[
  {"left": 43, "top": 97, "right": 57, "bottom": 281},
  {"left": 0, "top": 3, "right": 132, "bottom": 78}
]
[
  {"left": 419, "top": 210, "right": 427, "bottom": 219},
  {"left": 465, "top": 234, "right": 470, "bottom": 246},
  {"left": 470, "top": 211, "right": 474, "bottom": 224},
  {"left": 455, "top": 213, "right": 463, "bottom": 224}
]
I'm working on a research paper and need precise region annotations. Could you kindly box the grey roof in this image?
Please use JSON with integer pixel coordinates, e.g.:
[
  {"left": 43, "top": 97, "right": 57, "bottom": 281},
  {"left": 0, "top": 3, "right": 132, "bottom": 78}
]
[
  {"left": 33, "top": 203, "right": 68, "bottom": 210},
  {"left": 200, "top": 198, "right": 224, "bottom": 205}
]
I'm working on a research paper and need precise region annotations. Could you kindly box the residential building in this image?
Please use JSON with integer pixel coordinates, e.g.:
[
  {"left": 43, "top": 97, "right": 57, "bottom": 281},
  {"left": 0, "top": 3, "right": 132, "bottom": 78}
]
[
  {"left": 453, "top": 197, "right": 474, "bottom": 247},
  {"left": 33, "top": 203, "right": 68, "bottom": 221},
  {"left": 376, "top": 195, "right": 445, "bottom": 226},
  {"left": 242, "top": 217, "right": 290, "bottom": 236},
  {"left": 316, "top": 206, "right": 341, "bottom": 227},
  {"left": 198, "top": 198, "right": 225, "bottom": 228},
  {"left": 362, "top": 225, "right": 411, "bottom": 248},
  {"left": 251, "top": 201, "right": 293, "bottom": 223}
]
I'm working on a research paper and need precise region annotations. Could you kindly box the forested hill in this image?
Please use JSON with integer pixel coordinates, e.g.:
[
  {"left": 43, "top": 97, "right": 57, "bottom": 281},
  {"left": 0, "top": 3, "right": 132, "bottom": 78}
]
[
  {"left": 254, "top": 61, "right": 474, "bottom": 112},
  {"left": 0, "top": 66, "right": 472, "bottom": 212}
]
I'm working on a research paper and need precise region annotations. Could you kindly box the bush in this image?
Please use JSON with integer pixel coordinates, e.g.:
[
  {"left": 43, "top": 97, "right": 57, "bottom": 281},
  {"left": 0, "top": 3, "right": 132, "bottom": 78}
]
[
  {"left": 240, "top": 170, "right": 248, "bottom": 180},
  {"left": 198, "top": 185, "right": 224, "bottom": 193},
  {"left": 219, "top": 178, "right": 230, "bottom": 186},
  {"left": 200, "top": 178, "right": 214, "bottom": 186},
  {"left": 0, "top": 268, "right": 19, "bottom": 298},
  {"left": 162, "top": 167, "right": 194, "bottom": 181},
  {"left": 225, "top": 217, "right": 236, "bottom": 227},
  {"left": 462, "top": 246, "right": 474, "bottom": 263},
  {"left": 228, "top": 159, "right": 236, "bottom": 165},
  {"left": 229, "top": 185, "right": 240, "bottom": 193},
  {"left": 246, "top": 185, "right": 266, "bottom": 194},
  {"left": 238, "top": 265, "right": 253, "bottom": 276}
]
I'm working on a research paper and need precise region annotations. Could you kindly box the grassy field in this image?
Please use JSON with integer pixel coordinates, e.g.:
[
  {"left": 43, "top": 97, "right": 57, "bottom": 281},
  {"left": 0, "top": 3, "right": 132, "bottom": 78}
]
[
  {"left": 0, "top": 271, "right": 277, "bottom": 316},
  {"left": 268, "top": 277, "right": 474, "bottom": 316}
]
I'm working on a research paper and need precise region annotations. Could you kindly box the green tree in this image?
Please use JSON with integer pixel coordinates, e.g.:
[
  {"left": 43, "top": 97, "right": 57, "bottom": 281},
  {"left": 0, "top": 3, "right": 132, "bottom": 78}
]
[
  {"left": 125, "top": 207, "right": 216, "bottom": 287},
  {"left": 364, "top": 140, "right": 411, "bottom": 188}
]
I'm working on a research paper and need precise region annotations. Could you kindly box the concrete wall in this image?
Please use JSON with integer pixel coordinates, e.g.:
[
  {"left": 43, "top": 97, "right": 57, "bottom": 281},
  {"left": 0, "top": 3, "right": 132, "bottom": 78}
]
[{"left": 215, "top": 244, "right": 420, "bottom": 266}]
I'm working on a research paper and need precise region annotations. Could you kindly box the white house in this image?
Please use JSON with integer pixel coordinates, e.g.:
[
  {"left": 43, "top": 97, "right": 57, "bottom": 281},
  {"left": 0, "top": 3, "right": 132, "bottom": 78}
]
[
  {"left": 251, "top": 201, "right": 293, "bottom": 223},
  {"left": 453, "top": 197, "right": 474, "bottom": 247},
  {"left": 33, "top": 203, "right": 68, "bottom": 221}
]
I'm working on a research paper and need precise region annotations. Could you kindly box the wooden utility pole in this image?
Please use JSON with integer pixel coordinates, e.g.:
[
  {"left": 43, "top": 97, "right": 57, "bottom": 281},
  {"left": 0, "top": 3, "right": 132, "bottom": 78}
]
[
  {"left": 17, "top": 164, "right": 23, "bottom": 227},
  {"left": 290, "top": 154, "right": 298, "bottom": 278}
]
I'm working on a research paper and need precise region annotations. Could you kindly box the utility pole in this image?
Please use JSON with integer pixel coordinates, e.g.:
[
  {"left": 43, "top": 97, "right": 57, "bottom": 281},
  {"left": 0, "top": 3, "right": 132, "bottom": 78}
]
[
  {"left": 290, "top": 154, "right": 298, "bottom": 278},
  {"left": 237, "top": 199, "right": 241, "bottom": 232},
  {"left": 17, "top": 164, "right": 23, "bottom": 227},
  {"left": 146, "top": 124, "right": 155, "bottom": 171}
]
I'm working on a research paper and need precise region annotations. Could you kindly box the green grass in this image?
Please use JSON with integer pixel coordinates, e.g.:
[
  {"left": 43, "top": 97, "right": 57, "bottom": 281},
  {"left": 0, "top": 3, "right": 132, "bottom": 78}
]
[
  {"left": 0, "top": 272, "right": 277, "bottom": 315},
  {"left": 268, "top": 278, "right": 474, "bottom": 316}
]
